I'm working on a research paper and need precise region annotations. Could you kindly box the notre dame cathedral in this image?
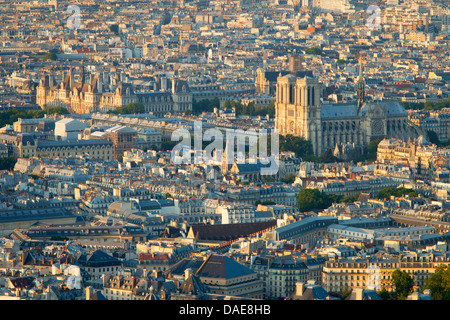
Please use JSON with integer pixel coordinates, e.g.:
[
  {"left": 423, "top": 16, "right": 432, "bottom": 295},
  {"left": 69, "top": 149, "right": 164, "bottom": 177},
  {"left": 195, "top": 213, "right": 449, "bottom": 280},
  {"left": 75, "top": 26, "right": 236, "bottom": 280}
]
[{"left": 275, "top": 58, "right": 424, "bottom": 157}]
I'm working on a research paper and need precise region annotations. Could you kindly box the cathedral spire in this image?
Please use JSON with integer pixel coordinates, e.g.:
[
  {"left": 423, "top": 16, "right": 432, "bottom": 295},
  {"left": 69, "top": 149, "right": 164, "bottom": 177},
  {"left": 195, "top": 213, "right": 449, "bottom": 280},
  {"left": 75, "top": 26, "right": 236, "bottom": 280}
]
[{"left": 357, "top": 52, "right": 365, "bottom": 109}]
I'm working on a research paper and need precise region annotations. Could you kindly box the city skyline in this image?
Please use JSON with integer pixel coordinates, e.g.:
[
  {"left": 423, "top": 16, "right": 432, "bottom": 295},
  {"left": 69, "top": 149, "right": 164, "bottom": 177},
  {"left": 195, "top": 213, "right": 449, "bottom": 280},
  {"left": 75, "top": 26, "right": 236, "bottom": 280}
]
[{"left": 0, "top": 0, "right": 449, "bottom": 308}]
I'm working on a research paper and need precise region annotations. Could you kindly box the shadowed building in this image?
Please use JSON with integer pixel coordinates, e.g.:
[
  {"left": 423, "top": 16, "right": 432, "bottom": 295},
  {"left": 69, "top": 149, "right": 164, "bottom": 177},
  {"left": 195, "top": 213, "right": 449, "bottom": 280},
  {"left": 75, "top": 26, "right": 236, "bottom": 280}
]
[{"left": 168, "top": 254, "right": 264, "bottom": 299}]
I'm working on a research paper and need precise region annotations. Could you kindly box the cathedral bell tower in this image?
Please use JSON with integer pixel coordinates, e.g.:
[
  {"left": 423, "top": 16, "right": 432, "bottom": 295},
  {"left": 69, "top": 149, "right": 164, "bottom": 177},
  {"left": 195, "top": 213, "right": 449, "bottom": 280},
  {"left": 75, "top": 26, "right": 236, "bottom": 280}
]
[{"left": 275, "top": 74, "right": 322, "bottom": 156}]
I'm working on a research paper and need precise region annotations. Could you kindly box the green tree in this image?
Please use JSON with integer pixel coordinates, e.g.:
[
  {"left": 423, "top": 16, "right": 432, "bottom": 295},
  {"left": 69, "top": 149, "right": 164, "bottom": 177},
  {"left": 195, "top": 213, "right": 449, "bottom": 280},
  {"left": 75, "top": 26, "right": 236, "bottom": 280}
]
[
  {"left": 255, "top": 200, "right": 276, "bottom": 206},
  {"left": 267, "top": 100, "right": 276, "bottom": 117},
  {"left": 377, "top": 187, "right": 418, "bottom": 200},
  {"left": 340, "top": 192, "right": 361, "bottom": 203},
  {"left": 320, "top": 149, "right": 342, "bottom": 163},
  {"left": 296, "top": 188, "right": 340, "bottom": 212},
  {"left": 109, "top": 24, "right": 119, "bottom": 35},
  {"left": 0, "top": 107, "right": 69, "bottom": 128},
  {"left": 401, "top": 98, "right": 450, "bottom": 112},
  {"left": 427, "top": 130, "right": 440, "bottom": 145},
  {"left": 378, "top": 288, "right": 392, "bottom": 300},
  {"left": 160, "top": 140, "right": 177, "bottom": 151},
  {"left": 221, "top": 99, "right": 274, "bottom": 117},
  {"left": 43, "top": 52, "right": 57, "bottom": 62},
  {"left": 107, "top": 102, "right": 145, "bottom": 115},
  {"left": 391, "top": 270, "right": 414, "bottom": 300},
  {"left": 282, "top": 174, "right": 296, "bottom": 184},
  {"left": 162, "top": 10, "right": 172, "bottom": 25},
  {"left": 340, "top": 285, "right": 352, "bottom": 300},
  {"left": 305, "top": 46, "right": 322, "bottom": 55},
  {"left": 192, "top": 98, "right": 220, "bottom": 115},
  {"left": 423, "top": 264, "right": 450, "bottom": 300},
  {"left": 45, "top": 106, "right": 70, "bottom": 115},
  {"left": 367, "top": 139, "right": 381, "bottom": 157},
  {"left": 279, "top": 134, "right": 315, "bottom": 159},
  {"left": 350, "top": 138, "right": 382, "bottom": 163},
  {"left": 0, "top": 157, "right": 17, "bottom": 171}
]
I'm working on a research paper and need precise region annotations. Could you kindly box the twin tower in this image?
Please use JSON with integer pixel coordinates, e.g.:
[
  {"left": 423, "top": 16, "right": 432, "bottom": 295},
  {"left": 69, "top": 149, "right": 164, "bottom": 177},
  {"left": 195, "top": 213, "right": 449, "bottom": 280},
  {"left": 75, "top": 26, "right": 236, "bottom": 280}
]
[
  {"left": 275, "top": 74, "right": 323, "bottom": 155},
  {"left": 275, "top": 72, "right": 416, "bottom": 158}
]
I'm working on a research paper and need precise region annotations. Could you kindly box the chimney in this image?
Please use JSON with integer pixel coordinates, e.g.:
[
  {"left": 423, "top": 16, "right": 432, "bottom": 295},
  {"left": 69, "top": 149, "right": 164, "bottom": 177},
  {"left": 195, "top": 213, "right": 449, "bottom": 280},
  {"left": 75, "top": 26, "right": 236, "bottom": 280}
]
[
  {"left": 355, "top": 288, "right": 364, "bottom": 300},
  {"left": 102, "top": 273, "right": 107, "bottom": 288},
  {"left": 295, "top": 282, "right": 304, "bottom": 297},
  {"left": 85, "top": 286, "right": 94, "bottom": 300}
]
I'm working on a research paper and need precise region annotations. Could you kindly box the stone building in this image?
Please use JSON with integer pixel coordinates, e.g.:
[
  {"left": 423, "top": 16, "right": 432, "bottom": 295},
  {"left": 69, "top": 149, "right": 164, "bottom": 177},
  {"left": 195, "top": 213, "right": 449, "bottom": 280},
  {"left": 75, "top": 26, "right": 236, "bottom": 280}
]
[
  {"left": 376, "top": 136, "right": 438, "bottom": 179},
  {"left": 13, "top": 136, "right": 114, "bottom": 161},
  {"left": 322, "top": 255, "right": 450, "bottom": 294},
  {"left": 36, "top": 65, "right": 192, "bottom": 116},
  {"left": 274, "top": 72, "right": 423, "bottom": 156}
]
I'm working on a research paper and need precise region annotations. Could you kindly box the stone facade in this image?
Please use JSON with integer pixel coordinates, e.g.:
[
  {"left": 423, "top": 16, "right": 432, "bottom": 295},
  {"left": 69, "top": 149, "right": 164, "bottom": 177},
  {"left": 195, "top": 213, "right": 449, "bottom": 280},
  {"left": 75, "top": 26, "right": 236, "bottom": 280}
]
[
  {"left": 36, "top": 65, "right": 192, "bottom": 116},
  {"left": 275, "top": 73, "right": 423, "bottom": 156}
]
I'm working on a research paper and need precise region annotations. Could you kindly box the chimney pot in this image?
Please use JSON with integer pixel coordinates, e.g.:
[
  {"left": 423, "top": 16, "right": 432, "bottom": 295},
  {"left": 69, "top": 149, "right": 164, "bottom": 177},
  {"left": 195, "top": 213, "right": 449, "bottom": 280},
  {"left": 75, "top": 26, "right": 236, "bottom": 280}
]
[{"left": 296, "top": 282, "right": 304, "bottom": 296}]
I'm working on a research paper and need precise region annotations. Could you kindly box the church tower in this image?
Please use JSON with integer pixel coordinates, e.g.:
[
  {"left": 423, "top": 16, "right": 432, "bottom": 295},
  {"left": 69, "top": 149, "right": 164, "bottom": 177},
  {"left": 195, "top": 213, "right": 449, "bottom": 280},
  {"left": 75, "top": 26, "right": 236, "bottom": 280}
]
[{"left": 275, "top": 74, "right": 322, "bottom": 156}]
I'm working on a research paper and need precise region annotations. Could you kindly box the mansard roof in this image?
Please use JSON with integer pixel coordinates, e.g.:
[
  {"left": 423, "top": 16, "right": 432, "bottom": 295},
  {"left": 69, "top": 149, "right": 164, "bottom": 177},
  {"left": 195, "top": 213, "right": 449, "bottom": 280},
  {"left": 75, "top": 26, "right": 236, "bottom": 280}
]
[
  {"left": 196, "top": 254, "right": 255, "bottom": 279},
  {"left": 36, "top": 139, "right": 112, "bottom": 149},
  {"left": 264, "top": 71, "right": 290, "bottom": 82},
  {"left": 115, "top": 83, "right": 135, "bottom": 96},
  {"left": 76, "top": 249, "right": 122, "bottom": 268},
  {"left": 172, "top": 79, "right": 190, "bottom": 93}
]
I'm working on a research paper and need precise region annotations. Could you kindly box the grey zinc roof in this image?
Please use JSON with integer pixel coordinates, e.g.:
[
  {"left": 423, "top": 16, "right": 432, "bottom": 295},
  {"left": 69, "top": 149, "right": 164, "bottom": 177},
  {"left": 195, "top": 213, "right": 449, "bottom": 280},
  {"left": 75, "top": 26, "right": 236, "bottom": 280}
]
[
  {"left": 0, "top": 208, "right": 75, "bottom": 223},
  {"left": 300, "top": 284, "right": 337, "bottom": 300},
  {"left": 358, "top": 101, "right": 408, "bottom": 117},
  {"left": 384, "top": 101, "right": 408, "bottom": 115},
  {"left": 269, "top": 258, "right": 307, "bottom": 270},
  {"left": 321, "top": 103, "right": 358, "bottom": 119},
  {"left": 274, "top": 216, "right": 338, "bottom": 235},
  {"left": 197, "top": 254, "right": 255, "bottom": 279},
  {"left": 166, "top": 258, "right": 205, "bottom": 277},
  {"left": 235, "top": 162, "right": 270, "bottom": 173},
  {"left": 77, "top": 250, "right": 121, "bottom": 268},
  {"left": 37, "top": 139, "right": 112, "bottom": 149},
  {"left": 264, "top": 71, "right": 290, "bottom": 82},
  {"left": 139, "top": 200, "right": 162, "bottom": 210}
]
